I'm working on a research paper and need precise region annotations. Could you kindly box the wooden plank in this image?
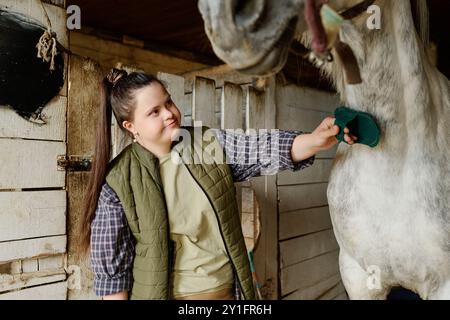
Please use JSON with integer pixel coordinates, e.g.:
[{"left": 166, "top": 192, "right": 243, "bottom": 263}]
[
  {"left": 1, "top": 0, "right": 68, "bottom": 49},
  {"left": 280, "top": 250, "right": 340, "bottom": 296},
  {"left": 279, "top": 206, "right": 332, "bottom": 240},
  {"left": 277, "top": 106, "right": 331, "bottom": 133},
  {"left": 283, "top": 273, "right": 341, "bottom": 300},
  {"left": 276, "top": 85, "right": 339, "bottom": 159},
  {"left": 157, "top": 72, "right": 186, "bottom": 120},
  {"left": 252, "top": 76, "right": 278, "bottom": 300},
  {"left": 240, "top": 187, "right": 260, "bottom": 252},
  {"left": 333, "top": 292, "right": 349, "bottom": 300},
  {"left": 38, "top": 254, "right": 64, "bottom": 271},
  {"left": 0, "top": 96, "right": 66, "bottom": 141},
  {"left": 241, "top": 187, "right": 255, "bottom": 213},
  {"left": 68, "top": 56, "right": 104, "bottom": 156},
  {"left": 183, "top": 64, "right": 254, "bottom": 92},
  {"left": 277, "top": 107, "right": 338, "bottom": 158},
  {"left": 188, "top": 88, "right": 223, "bottom": 120},
  {"left": 184, "top": 92, "right": 193, "bottom": 113},
  {"left": 0, "top": 261, "right": 22, "bottom": 275},
  {"left": 319, "top": 281, "right": 346, "bottom": 300},
  {"left": 70, "top": 32, "right": 208, "bottom": 76},
  {"left": 0, "top": 273, "right": 66, "bottom": 294},
  {"left": 0, "top": 281, "right": 67, "bottom": 300},
  {"left": 184, "top": 115, "right": 192, "bottom": 126},
  {"left": 278, "top": 159, "right": 333, "bottom": 185},
  {"left": 22, "top": 259, "right": 38, "bottom": 273},
  {"left": 0, "top": 139, "right": 65, "bottom": 189},
  {"left": 192, "top": 77, "right": 217, "bottom": 128},
  {"left": 67, "top": 55, "right": 104, "bottom": 299},
  {"left": 245, "top": 86, "right": 265, "bottom": 131},
  {"left": 0, "top": 236, "right": 66, "bottom": 263},
  {"left": 44, "top": 0, "right": 65, "bottom": 8},
  {"left": 0, "top": 191, "right": 66, "bottom": 242},
  {"left": 277, "top": 84, "right": 340, "bottom": 114},
  {"left": 280, "top": 229, "right": 339, "bottom": 268},
  {"left": 264, "top": 77, "right": 276, "bottom": 130},
  {"left": 215, "top": 88, "right": 221, "bottom": 114},
  {"left": 279, "top": 183, "right": 329, "bottom": 212},
  {"left": 221, "top": 82, "right": 243, "bottom": 129}
]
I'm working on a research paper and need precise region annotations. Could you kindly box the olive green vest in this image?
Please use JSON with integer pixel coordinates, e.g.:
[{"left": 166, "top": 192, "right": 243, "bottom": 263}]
[{"left": 105, "top": 126, "right": 256, "bottom": 300}]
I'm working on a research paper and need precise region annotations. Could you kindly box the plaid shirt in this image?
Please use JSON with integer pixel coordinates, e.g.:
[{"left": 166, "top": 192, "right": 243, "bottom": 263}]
[{"left": 90, "top": 129, "right": 315, "bottom": 298}]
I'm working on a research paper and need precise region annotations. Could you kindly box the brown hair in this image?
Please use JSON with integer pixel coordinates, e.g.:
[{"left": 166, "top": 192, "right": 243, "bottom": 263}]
[{"left": 78, "top": 68, "right": 164, "bottom": 255}]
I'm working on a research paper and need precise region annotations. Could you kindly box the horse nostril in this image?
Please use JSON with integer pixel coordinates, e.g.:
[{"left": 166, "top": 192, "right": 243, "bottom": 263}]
[{"left": 234, "top": 0, "right": 265, "bottom": 31}]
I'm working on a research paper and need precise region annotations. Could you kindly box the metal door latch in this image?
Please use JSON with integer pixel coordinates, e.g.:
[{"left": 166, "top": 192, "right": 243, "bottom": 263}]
[{"left": 57, "top": 155, "right": 92, "bottom": 171}]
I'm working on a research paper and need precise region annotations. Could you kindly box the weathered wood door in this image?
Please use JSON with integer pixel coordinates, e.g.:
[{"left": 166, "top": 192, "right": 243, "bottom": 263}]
[
  {"left": 0, "top": 0, "right": 68, "bottom": 299},
  {"left": 66, "top": 55, "right": 104, "bottom": 299}
]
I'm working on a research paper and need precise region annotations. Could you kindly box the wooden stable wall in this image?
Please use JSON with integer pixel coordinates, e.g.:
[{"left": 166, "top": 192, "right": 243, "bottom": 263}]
[
  {"left": 276, "top": 85, "right": 347, "bottom": 300},
  {"left": 0, "top": 0, "right": 68, "bottom": 300},
  {"left": 0, "top": 1, "right": 347, "bottom": 298},
  {"left": 70, "top": 32, "right": 210, "bottom": 77}
]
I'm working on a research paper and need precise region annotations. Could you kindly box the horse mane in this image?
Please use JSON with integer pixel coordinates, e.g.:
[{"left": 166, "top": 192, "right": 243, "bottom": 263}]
[{"left": 411, "top": 0, "right": 429, "bottom": 47}]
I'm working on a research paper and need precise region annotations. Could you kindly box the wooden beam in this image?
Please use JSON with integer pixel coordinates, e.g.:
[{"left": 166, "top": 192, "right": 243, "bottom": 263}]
[
  {"left": 66, "top": 55, "right": 103, "bottom": 299},
  {"left": 251, "top": 76, "right": 279, "bottom": 300},
  {"left": 74, "top": 27, "right": 221, "bottom": 67}
]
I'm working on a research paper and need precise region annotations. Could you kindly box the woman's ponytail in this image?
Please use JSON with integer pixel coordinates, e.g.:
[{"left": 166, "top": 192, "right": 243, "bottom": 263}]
[{"left": 77, "top": 77, "right": 114, "bottom": 256}]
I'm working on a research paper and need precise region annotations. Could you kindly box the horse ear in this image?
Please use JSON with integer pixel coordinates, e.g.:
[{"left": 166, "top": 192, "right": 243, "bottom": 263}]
[
  {"left": 410, "top": 0, "right": 430, "bottom": 47},
  {"left": 0, "top": 10, "right": 64, "bottom": 124}
]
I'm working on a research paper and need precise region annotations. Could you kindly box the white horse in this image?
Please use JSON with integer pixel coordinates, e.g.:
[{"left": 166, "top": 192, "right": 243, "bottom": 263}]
[{"left": 199, "top": 0, "right": 450, "bottom": 299}]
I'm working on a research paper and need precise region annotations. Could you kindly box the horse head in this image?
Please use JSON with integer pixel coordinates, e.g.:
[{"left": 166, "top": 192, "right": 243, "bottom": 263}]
[{"left": 198, "top": 0, "right": 373, "bottom": 76}]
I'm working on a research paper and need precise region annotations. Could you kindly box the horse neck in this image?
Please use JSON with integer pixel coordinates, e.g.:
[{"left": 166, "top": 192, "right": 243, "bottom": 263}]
[{"left": 330, "top": 0, "right": 436, "bottom": 137}]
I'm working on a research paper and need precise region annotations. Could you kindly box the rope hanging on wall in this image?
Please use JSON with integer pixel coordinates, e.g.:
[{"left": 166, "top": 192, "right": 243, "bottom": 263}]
[{"left": 35, "top": 0, "right": 58, "bottom": 71}]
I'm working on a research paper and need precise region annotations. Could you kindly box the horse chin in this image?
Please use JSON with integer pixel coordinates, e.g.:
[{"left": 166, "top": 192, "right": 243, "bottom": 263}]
[
  {"left": 234, "top": 17, "right": 298, "bottom": 77},
  {"left": 235, "top": 45, "right": 290, "bottom": 76}
]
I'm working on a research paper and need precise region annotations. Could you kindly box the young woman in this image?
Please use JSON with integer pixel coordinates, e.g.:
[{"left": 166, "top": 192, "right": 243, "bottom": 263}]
[{"left": 79, "top": 68, "right": 357, "bottom": 300}]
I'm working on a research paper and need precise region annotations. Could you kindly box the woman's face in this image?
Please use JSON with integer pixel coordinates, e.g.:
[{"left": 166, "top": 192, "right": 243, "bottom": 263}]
[{"left": 123, "top": 82, "right": 181, "bottom": 153}]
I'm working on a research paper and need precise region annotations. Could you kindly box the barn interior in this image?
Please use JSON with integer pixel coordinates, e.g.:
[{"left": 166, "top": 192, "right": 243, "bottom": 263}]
[
  {"left": 67, "top": 0, "right": 449, "bottom": 89},
  {"left": 0, "top": 0, "right": 447, "bottom": 301}
]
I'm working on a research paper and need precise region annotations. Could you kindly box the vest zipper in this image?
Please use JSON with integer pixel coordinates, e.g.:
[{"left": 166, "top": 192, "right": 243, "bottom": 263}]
[
  {"left": 182, "top": 164, "right": 247, "bottom": 300},
  {"left": 155, "top": 164, "right": 173, "bottom": 300}
]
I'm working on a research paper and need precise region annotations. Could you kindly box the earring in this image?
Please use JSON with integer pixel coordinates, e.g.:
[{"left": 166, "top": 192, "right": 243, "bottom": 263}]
[{"left": 133, "top": 132, "right": 139, "bottom": 142}]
